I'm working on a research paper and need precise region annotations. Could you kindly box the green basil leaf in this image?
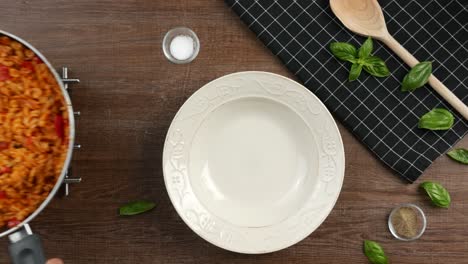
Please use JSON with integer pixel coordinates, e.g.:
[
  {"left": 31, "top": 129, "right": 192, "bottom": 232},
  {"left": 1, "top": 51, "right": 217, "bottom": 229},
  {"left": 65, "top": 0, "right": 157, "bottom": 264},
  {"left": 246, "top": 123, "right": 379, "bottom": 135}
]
[
  {"left": 349, "top": 63, "right": 363, "bottom": 81},
  {"left": 420, "top": 181, "right": 451, "bottom": 208},
  {"left": 447, "top": 148, "right": 468, "bottom": 164},
  {"left": 401, "top": 61, "right": 432, "bottom": 92},
  {"left": 119, "top": 200, "right": 156, "bottom": 216},
  {"left": 358, "top": 37, "right": 373, "bottom": 58},
  {"left": 330, "top": 42, "right": 358, "bottom": 62},
  {"left": 362, "top": 56, "right": 390, "bottom": 77},
  {"left": 418, "top": 108, "right": 454, "bottom": 130},
  {"left": 364, "top": 240, "right": 388, "bottom": 264}
]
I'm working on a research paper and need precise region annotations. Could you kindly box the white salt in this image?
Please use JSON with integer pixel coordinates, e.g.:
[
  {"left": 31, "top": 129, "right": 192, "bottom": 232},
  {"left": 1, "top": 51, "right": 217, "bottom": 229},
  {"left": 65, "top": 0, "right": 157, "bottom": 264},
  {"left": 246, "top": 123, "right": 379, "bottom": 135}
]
[{"left": 170, "top": 35, "right": 194, "bottom": 61}]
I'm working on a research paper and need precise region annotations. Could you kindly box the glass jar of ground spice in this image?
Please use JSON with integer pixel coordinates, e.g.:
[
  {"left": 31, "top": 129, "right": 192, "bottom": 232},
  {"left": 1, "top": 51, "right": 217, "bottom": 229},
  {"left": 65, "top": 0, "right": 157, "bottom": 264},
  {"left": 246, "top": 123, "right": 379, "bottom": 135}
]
[{"left": 388, "top": 204, "right": 427, "bottom": 241}]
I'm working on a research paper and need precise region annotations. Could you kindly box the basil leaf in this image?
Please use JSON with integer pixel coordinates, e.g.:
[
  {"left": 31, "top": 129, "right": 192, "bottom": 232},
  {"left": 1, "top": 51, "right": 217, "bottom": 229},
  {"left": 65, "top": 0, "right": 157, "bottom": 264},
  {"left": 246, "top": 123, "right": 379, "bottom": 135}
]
[
  {"left": 420, "top": 181, "right": 451, "bottom": 208},
  {"left": 401, "top": 61, "right": 432, "bottom": 92},
  {"left": 349, "top": 63, "right": 363, "bottom": 81},
  {"left": 364, "top": 240, "right": 388, "bottom": 264},
  {"left": 418, "top": 108, "right": 454, "bottom": 130},
  {"left": 330, "top": 42, "right": 358, "bottom": 62},
  {"left": 119, "top": 200, "right": 156, "bottom": 216},
  {"left": 362, "top": 56, "right": 390, "bottom": 77},
  {"left": 447, "top": 148, "right": 468, "bottom": 164},
  {"left": 358, "top": 37, "right": 373, "bottom": 58}
]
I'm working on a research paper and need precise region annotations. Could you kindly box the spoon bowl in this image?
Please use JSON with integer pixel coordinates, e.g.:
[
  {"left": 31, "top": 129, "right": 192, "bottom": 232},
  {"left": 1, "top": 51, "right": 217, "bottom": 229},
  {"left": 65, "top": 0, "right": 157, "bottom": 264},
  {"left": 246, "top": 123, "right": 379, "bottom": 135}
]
[{"left": 330, "top": 0, "right": 388, "bottom": 39}]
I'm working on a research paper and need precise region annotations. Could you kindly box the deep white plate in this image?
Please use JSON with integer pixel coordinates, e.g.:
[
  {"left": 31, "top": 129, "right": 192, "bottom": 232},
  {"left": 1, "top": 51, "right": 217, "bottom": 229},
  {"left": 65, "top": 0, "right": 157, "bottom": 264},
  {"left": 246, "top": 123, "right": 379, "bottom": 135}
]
[{"left": 163, "top": 72, "right": 345, "bottom": 253}]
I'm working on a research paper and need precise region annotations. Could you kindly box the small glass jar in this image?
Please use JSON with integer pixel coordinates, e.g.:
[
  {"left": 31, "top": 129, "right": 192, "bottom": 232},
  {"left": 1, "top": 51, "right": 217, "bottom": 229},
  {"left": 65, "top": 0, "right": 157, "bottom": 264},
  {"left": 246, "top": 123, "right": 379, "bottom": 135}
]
[
  {"left": 162, "top": 27, "right": 200, "bottom": 64},
  {"left": 388, "top": 203, "right": 427, "bottom": 241}
]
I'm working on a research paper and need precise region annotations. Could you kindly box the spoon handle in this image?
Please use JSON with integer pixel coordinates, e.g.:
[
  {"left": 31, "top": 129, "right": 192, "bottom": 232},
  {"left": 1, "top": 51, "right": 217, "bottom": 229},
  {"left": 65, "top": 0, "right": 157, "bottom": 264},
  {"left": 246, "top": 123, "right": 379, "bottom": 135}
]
[{"left": 380, "top": 34, "right": 468, "bottom": 120}]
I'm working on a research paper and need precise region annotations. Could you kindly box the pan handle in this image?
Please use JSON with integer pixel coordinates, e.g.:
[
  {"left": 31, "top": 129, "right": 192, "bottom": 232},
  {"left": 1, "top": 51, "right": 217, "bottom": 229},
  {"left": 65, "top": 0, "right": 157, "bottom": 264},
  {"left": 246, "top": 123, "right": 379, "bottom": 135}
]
[{"left": 8, "top": 224, "right": 46, "bottom": 264}]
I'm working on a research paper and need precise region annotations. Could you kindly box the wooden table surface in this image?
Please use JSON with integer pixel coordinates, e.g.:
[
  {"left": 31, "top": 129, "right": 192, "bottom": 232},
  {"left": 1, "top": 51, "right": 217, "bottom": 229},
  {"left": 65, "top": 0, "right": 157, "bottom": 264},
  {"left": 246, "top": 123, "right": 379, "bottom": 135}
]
[{"left": 1, "top": 1, "right": 467, "bottom": 263}]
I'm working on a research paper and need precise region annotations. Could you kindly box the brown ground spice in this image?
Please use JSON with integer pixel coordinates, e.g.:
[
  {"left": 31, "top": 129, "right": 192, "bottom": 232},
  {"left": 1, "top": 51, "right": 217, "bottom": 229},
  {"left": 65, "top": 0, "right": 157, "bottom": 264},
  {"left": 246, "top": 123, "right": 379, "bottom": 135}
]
[{"left": 391, "top": 206, "right": 423, "bottom": 238}]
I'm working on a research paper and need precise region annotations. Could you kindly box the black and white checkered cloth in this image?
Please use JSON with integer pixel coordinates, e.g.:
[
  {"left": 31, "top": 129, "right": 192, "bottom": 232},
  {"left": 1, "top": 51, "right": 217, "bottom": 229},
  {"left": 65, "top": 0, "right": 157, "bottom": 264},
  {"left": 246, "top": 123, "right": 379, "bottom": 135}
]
[{"left": 225, "top": 0, "right": 468, "bottom": 182}]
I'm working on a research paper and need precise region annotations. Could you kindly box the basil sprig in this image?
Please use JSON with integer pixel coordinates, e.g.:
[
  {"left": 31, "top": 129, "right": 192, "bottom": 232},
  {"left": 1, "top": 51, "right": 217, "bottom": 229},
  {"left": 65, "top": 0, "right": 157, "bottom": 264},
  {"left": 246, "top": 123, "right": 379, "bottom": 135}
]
[
  {"left": 418, "top": 108, "right": 454, "bottom": 130},
  {"left": 401, "top": 61, "right": 432, "bottom": 92},
  {"left": 420, "top": 181, "right": 451, "bottom": 208},
  {"left": 447, "top": 148, "right": 468, "bottom": 164},
  {"left": 363, "top": 240, "right": 388, "bottom": 264},
  {"left": 119, "top": 200, "right": 156, "bottom": 216},
  {"left": 330, "top": 37, "right": 389, "bottom": 81}
]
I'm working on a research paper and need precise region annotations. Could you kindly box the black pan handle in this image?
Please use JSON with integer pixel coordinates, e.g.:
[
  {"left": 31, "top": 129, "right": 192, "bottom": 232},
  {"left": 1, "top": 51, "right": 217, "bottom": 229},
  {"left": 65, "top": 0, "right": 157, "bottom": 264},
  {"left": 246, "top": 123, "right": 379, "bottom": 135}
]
[{"left": 8, "top": 225, "right": 46, "bottom": 264}]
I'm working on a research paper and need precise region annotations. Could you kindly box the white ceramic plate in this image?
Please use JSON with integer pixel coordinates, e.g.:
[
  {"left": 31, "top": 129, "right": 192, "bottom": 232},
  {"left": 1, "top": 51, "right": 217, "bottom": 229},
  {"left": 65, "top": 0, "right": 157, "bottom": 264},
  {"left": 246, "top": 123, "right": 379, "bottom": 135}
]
[{"left": 163, "top": 72, "right": 345, "bottom": 253}]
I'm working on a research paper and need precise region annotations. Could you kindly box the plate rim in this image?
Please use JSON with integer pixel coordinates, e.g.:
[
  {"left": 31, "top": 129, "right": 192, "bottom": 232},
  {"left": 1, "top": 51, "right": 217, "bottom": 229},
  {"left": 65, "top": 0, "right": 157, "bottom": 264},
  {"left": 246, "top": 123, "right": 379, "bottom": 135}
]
[{"left": 162, "top": 71, "right": 345, "bottom": 254}]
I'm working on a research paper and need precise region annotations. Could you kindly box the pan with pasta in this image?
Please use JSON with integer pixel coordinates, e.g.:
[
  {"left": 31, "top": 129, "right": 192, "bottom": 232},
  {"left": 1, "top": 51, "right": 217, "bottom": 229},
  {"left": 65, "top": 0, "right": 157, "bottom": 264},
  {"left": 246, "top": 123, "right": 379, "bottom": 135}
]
[{"left": 0, "top": 30, "right": 75, "bottom": 264}]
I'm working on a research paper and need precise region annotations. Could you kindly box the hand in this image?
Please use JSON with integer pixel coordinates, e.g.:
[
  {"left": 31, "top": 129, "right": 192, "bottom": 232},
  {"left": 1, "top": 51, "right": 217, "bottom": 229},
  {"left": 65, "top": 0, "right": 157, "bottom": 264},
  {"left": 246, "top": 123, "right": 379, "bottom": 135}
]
[{"left": 46, "top": 258, "right": 64, "bottom": 264}]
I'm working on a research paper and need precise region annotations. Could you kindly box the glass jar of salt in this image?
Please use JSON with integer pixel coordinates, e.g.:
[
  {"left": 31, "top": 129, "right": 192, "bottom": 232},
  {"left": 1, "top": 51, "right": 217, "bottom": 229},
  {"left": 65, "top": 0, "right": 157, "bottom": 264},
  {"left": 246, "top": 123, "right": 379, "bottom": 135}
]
[
  {"left": 388, "top": 204, "right": 427, "bottom": 241},
  {"left": 162, "top": 27, "right": 200, "bottom": 64}
]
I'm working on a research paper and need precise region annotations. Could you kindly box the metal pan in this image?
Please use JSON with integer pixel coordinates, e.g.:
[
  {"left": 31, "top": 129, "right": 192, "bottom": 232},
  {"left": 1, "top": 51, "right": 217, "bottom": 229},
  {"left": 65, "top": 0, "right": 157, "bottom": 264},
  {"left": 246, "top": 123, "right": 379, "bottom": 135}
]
[{"left": 0, "top": 30, "right": 75, "bottom": 264}]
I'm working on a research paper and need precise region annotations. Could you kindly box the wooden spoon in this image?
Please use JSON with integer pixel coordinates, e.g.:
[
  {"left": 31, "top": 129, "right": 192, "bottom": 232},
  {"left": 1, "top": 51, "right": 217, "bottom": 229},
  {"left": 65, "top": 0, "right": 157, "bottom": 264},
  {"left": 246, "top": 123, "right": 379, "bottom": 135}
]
[{"left": 330, "top": 0, "right": 468, "bottom": 120}]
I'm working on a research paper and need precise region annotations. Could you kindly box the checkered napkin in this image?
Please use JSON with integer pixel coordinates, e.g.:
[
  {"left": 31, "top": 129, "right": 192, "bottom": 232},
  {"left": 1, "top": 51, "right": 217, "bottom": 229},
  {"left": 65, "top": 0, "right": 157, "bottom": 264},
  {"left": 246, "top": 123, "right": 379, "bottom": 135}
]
[{"left": 225, "top": 0, "right": 468, "bottom": 182}]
